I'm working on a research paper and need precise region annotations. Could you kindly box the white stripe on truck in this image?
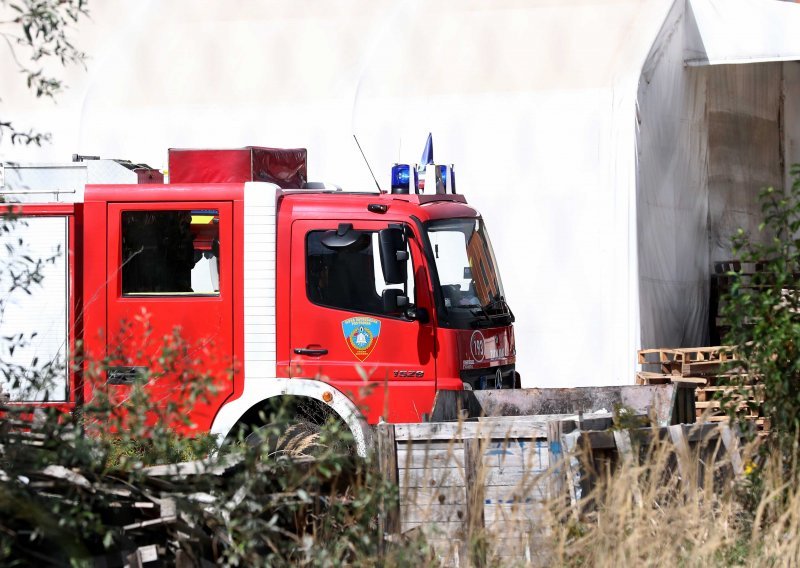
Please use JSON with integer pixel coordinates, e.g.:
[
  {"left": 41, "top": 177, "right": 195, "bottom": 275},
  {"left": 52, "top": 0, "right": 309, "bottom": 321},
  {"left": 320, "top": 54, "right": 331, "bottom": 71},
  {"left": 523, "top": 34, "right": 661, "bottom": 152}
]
[{"left": 242, "top": 182, "right": 279, "bottom": 376}]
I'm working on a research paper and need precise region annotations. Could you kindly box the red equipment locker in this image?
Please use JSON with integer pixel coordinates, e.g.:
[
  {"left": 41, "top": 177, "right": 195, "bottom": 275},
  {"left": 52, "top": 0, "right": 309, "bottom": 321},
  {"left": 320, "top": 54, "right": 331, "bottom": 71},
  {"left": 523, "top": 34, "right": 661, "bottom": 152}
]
[{"left": 168, "top": 147, "right": 307, "bottom": 189}]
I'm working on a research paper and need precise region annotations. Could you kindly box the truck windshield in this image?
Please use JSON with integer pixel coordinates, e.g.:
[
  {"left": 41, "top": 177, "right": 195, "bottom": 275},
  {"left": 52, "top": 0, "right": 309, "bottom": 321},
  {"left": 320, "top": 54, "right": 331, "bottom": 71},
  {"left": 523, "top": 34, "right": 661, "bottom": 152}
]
[{"left": 425, "top": 218, "right": 512, "bottom": 329}]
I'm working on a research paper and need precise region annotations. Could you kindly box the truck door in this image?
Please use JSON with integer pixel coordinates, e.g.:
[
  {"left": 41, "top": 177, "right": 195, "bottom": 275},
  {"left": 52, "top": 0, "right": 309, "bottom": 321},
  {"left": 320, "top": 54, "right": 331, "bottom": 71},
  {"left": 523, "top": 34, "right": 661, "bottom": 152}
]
[
  {"left": 288, "top": 220, "right": 436, "bottom": 423},
  {"left": 105, "top": 202, "right": 233, "bottom": 431}
]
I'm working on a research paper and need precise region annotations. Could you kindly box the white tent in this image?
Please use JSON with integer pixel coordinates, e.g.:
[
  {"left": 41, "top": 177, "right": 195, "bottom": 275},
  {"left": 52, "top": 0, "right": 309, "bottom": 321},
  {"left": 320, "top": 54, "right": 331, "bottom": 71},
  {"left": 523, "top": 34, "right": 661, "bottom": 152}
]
[
  {"left": 2, "top": 0, "right": 799, "bottom": 387},
  {"left": 637, "top": 0, "right": 800, "bottom": 357}
]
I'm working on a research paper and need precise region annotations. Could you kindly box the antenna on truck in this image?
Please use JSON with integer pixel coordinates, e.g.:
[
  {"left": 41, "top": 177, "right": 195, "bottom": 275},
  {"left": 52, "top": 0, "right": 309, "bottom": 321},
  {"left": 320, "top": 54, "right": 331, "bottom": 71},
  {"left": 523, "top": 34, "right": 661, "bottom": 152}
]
[{"left": 352, "top": 135, "right": 383, "bottom": 193}]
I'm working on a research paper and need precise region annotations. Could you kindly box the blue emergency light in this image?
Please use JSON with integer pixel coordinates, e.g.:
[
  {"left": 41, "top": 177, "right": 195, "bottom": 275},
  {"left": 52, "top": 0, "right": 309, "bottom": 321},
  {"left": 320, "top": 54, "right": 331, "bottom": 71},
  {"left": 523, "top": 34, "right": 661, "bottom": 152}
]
[
  {"left": 390, "top": 162, "right": 456, "bottom": 195},
  {"left": 391, "top": 163, "right": 418, "bottom": 194},
  {"left": 389, "top": 134, "right": 458, "bottom": 195},
  {"left": 439, "top": 164, "right": 456, "bottom": 194},
  {"left": 420, "top": 164, "right": 457, "bottom": 194}
]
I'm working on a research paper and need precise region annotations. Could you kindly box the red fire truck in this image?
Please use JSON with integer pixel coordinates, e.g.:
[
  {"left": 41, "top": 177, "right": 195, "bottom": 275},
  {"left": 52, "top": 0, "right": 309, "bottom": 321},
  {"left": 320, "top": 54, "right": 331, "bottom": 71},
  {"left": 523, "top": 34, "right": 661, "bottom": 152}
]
[{"left": 0, "top": 147, "right": 516, "bottom": 456}]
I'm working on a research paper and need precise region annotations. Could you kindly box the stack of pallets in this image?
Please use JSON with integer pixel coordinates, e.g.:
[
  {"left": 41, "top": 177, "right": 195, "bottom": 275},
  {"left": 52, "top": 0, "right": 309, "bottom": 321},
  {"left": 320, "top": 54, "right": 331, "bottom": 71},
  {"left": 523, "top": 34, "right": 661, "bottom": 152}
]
[{"left": 636, "top": 346, "right": 768, "bottom": 432}]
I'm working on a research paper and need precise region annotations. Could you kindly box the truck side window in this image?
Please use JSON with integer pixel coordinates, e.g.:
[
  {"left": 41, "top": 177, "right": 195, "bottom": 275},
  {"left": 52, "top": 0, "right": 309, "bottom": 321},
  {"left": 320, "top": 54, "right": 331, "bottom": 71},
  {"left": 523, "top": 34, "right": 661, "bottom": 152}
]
[
  {"left": 121, "top": 210, "right": 220, "bottom": 296},
  {"left": 306, "top": 230, "right": 414, "bottom": 316}
]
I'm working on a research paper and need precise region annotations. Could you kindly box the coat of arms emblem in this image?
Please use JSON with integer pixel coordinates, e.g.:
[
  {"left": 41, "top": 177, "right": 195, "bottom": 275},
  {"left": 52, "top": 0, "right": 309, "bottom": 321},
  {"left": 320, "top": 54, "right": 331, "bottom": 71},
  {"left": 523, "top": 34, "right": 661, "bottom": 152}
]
[{"left": 341, "top": 317, "right": 381, "bottom": 362}]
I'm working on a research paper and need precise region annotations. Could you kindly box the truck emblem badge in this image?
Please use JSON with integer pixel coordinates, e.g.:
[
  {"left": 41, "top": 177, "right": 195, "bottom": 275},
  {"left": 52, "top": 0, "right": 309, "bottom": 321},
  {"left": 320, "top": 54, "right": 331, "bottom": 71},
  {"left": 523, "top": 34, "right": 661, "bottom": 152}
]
[
  {"left": 342, "top": 317, "right": 381, "bottom": 362},
  {"left": 470, "top": 330, "right": 485, "bottom": 362}
]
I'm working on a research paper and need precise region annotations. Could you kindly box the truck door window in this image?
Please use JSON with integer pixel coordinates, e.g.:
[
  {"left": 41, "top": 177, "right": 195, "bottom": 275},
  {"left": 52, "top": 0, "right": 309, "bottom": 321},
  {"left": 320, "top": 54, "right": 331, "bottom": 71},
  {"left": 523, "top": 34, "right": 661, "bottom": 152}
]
[
  {"left": 306, "top": 230, "right": 414, "bottom": 316},
  {"left": 121, "top": 210, "right": 220, "bottom": 296}
]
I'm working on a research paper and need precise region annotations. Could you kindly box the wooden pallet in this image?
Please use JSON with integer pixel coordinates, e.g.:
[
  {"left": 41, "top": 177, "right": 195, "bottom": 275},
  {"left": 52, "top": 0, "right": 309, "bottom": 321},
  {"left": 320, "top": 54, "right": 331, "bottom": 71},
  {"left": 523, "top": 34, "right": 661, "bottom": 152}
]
[
  {"left": 695, "top": 386, "right": 767, "bottom": 432},
  {"left": 695, "top": 384, "right": 764, "bottom": 402},
  {"left": 637, "top": 349, "right": 683, "bottom": 375},
  {"left": 635, "top": 372, "right": 706, "bottom": 386},
  {"left": 713, "top": 260, "right": 769, "bottom": 275},
  {"left": 697, "top": 414, "right": 770, "bottom": 433},
  {"left": 695, "top": 385, "right": 763, "bottom": 423},
  {"left": 695, "top": 400, "right": 759, "bottom": 415},
  {"left": 637, "top": 346, "right": 768, "bottom": 433},
  {"left": 637, "top": 346, "right": 739, "bottom": 377}
]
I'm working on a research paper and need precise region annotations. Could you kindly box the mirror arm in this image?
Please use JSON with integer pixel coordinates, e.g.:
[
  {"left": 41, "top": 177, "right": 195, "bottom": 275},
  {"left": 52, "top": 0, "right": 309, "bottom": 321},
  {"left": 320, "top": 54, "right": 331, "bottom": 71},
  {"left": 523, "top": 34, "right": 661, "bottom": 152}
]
[{"left": 406, "top": 306, "right": 430, "bottom": 324}]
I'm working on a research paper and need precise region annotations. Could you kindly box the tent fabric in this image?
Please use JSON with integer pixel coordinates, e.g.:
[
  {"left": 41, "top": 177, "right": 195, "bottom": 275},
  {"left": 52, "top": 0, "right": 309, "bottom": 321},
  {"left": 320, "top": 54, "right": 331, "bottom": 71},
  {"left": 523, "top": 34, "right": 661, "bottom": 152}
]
[
  {"left": 686, "top": 0, "right": 800, "bottom": 66},
  {"left": 636, "top": 0, "right": 798, "bottom": 352},
  {"left": 636, "top": 0, "right": 709, "bottom": 350}
]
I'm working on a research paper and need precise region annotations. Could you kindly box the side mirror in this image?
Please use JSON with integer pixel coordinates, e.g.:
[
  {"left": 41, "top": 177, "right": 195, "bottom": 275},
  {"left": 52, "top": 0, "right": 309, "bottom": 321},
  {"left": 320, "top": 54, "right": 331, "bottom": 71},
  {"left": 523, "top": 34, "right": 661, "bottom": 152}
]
[
  {"left": 382, "top": 289, "right": 409, "bottom": 314},
  {"left": 405, "top": 306, "right": 430, "bottom": 324},
  {"left": 378, "top": 227, "right": 408, "bottom": 284}
]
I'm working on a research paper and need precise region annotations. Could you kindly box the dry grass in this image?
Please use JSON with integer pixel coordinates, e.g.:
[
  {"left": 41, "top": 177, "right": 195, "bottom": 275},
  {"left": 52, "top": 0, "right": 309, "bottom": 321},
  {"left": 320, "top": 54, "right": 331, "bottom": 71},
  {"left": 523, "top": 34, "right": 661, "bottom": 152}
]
[
  {"left": 543, "top": 436, "right": 753, "bottom": 567},
  {"left": 393, "top": 423, "right": 800, "bottom": 567}
]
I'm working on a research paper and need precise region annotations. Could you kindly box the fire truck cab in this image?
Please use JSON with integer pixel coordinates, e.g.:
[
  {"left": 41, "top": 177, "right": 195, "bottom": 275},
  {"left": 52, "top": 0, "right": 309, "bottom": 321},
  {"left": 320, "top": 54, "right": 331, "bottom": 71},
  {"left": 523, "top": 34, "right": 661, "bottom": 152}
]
[{"left": 0, "top": 148, "right": 517, "bottom": 456}]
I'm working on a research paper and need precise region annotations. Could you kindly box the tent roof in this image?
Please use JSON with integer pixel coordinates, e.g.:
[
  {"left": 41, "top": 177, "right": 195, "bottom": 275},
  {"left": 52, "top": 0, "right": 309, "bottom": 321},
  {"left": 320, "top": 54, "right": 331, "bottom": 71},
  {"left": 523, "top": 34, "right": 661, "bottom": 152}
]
[{"left": 686, "top": 0, "right": 800, "bottom": 66}]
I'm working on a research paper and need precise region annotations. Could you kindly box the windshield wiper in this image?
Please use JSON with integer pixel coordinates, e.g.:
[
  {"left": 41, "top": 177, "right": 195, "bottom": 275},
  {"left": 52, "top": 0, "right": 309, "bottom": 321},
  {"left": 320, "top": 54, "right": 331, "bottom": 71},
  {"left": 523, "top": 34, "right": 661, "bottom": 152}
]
[
  {"left": 468, "top": 305, "right": 495, "bottom": 328},
  {"left": 484, "top": 294, "right": 515, "bottom": 323}
]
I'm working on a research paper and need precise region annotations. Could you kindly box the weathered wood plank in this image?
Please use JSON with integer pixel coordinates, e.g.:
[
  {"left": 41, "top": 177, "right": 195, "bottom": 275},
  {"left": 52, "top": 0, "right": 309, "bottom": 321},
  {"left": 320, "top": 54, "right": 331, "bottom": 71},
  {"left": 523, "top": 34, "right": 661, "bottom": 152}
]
[
  {"left": 399, "top": 486, "right": 466, "bottom": 506},
  {"left": 421, "top": 538, "right": 464, "bottom": 566},
  {"left": 719, "top": 424, "right": 745, "bottom": 476},
  {"left": 140, "top": 455, "right": 241, "bottom": 477},
  {"left": 399, "top": 465, "right": 550, "bottom": 489},
  {"left": 398, "top": 503, "right": 546, "bottom": 527},
  {"left": 582, "top": 422, "right": 722, "bottom": 449},
  {"left": 547, "top": 420, "right": 565, "bottom": 502},
  {"left": 483, "top": 484, "right": 549, "bottom": 503},
  {"left": 401, "top": 503, "right": 468, "bottom": 523},
  {"left": 400, "top": 520, "right": 466, "bottom": 537},
  {"left": 396, "top": 448, "right": 465, "bottom": 469},
  {"left": 486, "top": 535, "right": 548, "bottom": 556},
  {"left": 398, "top": 440, "right": 466, "bottom": 453},
  {"left": 394, "top": 419, "right": 555, "bottom": 441},
  {"left": 376, "top": 423, "right": 400, "bottom": 539},
  {"left": 481, "top": 439, "right": 549, "bottom": 470},
  {"left": 484, "top": 503, "right": 545, "bottom": 523},
  {"left": 400, "top": 524, "right": 547, "bottom": 546},
  {"left": 685, "top": 422, "right": 724, "bottom": 442},
  {"left": 397, "top": 439, "right": 549, "bottom": 470},
  {"left": 400, "top": 485, "right": 546, "bottom": 508},
  {"left": 561, "top": 430, "right": 581, "bottom": 509},
  {"left": 464, "top": 438, "right": 486, "bottom": 567},
  {"left": 668, "top": 424, "right": 692, "bottom": 484},
  {"left": 613, "top": 430, "right": 642, "bottom": 507}
]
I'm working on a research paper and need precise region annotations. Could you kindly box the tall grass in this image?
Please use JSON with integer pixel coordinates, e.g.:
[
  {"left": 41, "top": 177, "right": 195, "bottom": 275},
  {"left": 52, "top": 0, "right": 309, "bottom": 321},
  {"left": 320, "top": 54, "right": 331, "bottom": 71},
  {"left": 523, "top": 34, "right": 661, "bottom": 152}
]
[
  {"left": 428, "top": 426, "right": 800, "bottom": 567},
  {"left": 543, "top": 432, "right": 758, "bottom": 567}
]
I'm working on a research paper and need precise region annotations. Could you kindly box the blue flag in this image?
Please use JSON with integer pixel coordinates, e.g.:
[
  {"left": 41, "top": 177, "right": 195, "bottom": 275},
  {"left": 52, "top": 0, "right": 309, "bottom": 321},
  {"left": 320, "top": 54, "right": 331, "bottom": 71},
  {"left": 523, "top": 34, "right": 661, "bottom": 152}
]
[{"left": 420, "top": 133, "right": 434, "bottom": 165}]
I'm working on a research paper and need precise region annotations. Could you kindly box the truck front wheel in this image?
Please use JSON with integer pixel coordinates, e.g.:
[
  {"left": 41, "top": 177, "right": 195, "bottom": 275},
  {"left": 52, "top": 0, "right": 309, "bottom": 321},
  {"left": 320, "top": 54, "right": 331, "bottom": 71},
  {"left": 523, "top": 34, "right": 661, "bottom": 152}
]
[{"left": 245, "top": 419, "right": 324, "bottom": 458}]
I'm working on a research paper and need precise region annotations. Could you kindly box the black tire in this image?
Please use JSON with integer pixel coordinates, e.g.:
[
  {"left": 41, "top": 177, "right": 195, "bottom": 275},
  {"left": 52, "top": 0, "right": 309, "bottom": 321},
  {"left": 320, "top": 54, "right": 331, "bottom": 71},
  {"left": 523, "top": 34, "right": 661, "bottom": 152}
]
[{"left": 245, "top": 419, "right": 324, "bottom": 458}]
